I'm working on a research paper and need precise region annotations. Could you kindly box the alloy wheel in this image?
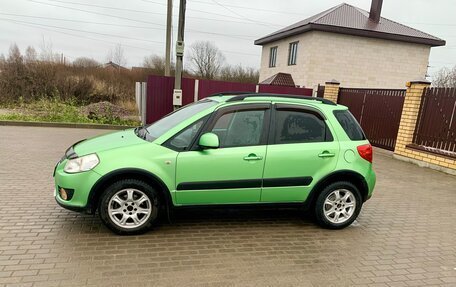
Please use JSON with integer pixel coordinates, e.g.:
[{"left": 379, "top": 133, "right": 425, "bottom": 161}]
[
  {"left": 108, "top": 189, "right": 152, "bottom": 229},
  {"left": 323, "top": 189, "right": 356, "bottom": 224}
]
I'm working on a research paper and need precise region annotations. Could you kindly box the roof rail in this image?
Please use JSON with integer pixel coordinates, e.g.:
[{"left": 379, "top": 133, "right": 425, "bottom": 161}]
[
  {"left": 226, "top": 93, "right": 337, "bottom": 105},
  {"left": 209, "top": 91, "right": 254, "bottom": 97}
]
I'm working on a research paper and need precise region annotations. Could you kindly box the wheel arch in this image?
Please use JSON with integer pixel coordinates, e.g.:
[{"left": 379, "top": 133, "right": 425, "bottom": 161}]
[
  {"left": 87, "top": 168, "right": 173, "bottom": 214},
  {"left": 304, "top": 170, "right": 369, "bottom": 210}
]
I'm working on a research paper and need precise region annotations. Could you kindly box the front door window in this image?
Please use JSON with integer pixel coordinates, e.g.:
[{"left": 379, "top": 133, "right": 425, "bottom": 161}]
[{"left": 211, "top": 109, "right": 265, "bottom": 148}]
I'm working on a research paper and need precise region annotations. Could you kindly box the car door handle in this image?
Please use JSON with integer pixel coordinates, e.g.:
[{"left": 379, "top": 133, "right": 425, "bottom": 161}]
[
  {"left": 243, "top": 154, "right": 263, "bottom": 161},
  {"left": 318, "top": 151, "right": 335, "bottom": 158}
]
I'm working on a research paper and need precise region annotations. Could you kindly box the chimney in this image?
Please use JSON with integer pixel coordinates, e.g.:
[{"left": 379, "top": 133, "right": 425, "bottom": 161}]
[{"left": 369, "top": 0, "right": 383, "bottom": 23}]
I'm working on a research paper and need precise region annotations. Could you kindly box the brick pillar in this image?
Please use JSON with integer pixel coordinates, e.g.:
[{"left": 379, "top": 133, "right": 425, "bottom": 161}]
[
  {"left": 323, "top": 79, "right": 340, "bottom": 103},
  {"left": 394, "top": 79, "right": 431, "bottom": 155}
]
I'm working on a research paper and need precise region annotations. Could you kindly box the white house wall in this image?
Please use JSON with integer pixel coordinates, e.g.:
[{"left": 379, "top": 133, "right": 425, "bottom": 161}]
[{"left": 259, "top": 31, "right": 431, "bottom": 89}]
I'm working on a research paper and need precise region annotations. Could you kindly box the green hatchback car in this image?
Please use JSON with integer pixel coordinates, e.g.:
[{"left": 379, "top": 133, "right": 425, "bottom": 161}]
[{"left": 54, "top": 94, "right": 376, "bottom": 234}]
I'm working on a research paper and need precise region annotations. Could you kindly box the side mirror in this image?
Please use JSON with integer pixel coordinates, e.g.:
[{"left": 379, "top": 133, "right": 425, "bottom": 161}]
[{"left": 198, "top": 132, "right": 219, "bottom": 149}]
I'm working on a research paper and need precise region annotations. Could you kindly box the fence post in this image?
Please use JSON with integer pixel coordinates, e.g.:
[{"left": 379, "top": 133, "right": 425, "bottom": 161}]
[
  {"left": 141, "top": 82, "right": 147, "bottom": 125},
  {"left": 393, "top": 79, "right": 430, "bottom": 155},
  {"left": 194, "top": 79, "right": 199, "bottom": 102},
  {"left": 323, "top": 79, "right": 340, "bottom": 103}
]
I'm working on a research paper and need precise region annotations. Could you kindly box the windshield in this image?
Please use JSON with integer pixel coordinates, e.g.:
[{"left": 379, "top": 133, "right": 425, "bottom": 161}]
[{"left": 145, "top": 99, "right": 217, "bottom": 140}]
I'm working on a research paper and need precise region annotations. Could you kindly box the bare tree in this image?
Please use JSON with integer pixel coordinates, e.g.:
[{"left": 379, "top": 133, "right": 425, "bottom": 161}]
[
  {"left": 24, "top": 46, "right": 37, "bottom": 63},
  {"left": 73, "top": 57, "right": 100, "bottom": 68},
  {"left": 143, "top": 55, "right": 174, "bottom": 75},
  {"left": 433, "top": 66, "right": 456, "bottom": 87},
  {"left": 39, "top": 37, "right": 59, "bottom": 63},
  {"left": 219, "top": 64, "right": 259, "bottom": 84},
  {"left": 106, "top": 44, "right": 127, "bottom": 67},
  {"left": 8, "top": 43, "right": 23, "bottom": 64},
  {"left": 189, "top": 41, "right": 225, "bottom": 79}
]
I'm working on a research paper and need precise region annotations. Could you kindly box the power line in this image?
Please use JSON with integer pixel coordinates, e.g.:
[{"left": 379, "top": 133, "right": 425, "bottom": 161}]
[
  {"left": 0, "top": 18, "right": 260, "bottom": 58},
  {"left": 20, "top": 0, "right": 262, "bottom": 38},
  {"left": 27, "top": 0, "right": 166, "bottom": 27},
  {"left": 46, "top": 0, "right": 276, "bottom": 27},
  {"left": 0, "top": 12, "right": 257, "bottom": 40},
  {"left": 45, "top": 0, "right": 165, "bottom": 15},
  {"left": 29, "top": 0, "right": 456, "bottom": 29},
  {"left": 1, "top": 19, "right": 153, "bottom": 52},
  {"left": 29, "top": 0, "right": 280, "bottom": 29},
  {"left": 142, "top": 0, "right": 281, "bottom": 27},
  {"left": 191, "top": 0, "right": 306, "bottom": 16},
  {"left": 209, "top": 0, "right": 279, "bottom": 28},
  {"left": 0, "top": 18, "right": 164, "bottom": 44},
  {"left": 0, "top": 12, "right": 164, "bottom": 30}
]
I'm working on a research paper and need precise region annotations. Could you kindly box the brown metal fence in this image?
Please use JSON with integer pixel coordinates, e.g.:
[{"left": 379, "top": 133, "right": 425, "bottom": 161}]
[
  {"left": 338, "top": 88, "right": 406, "bottom": 151},
  {"left": 412, "top": 87, "right": 456, "bottom": 155},
  {"left": 146, "top": 75, "right": 313, "bottom": 124}
]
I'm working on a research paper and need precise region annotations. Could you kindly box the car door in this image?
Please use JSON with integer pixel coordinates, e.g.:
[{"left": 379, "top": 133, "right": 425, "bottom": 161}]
[
  {"left": 175, "top": 103, "right": 271, "bottom": 205},
  {"left": 261, "top": 103, "right": 339, "bottom": 202}
]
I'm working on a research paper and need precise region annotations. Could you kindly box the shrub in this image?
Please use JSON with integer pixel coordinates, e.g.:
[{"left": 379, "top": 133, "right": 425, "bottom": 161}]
[
  {"left": 80, "top": 101, "right": 130, "bottom": 122},
  {"left": 0, "top": 44, "right": 146, "bottom": 106}
]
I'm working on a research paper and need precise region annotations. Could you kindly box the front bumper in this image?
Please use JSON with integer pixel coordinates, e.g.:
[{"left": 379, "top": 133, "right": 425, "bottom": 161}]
[{"left": 54, "top": 160, "right": 101, "bottom": 213}]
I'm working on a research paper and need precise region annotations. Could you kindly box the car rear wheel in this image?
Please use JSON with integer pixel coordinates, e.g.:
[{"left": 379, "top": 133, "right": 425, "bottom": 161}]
[
  {"left": 99, "top": 179, "right": 160, "bottom": 235},
  {"left": 314, "top": 181, "right": 362, "bottom": 229}
]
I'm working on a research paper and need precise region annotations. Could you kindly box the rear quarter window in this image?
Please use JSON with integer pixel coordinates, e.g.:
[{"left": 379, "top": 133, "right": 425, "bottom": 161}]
[{"left": 333, "top": 110, "right": 366, "bottom": 141}]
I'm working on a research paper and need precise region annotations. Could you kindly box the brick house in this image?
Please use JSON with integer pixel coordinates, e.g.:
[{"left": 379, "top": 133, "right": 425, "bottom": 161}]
[{"left": 254, "top": 0, "right": 445, "bottom": 89}]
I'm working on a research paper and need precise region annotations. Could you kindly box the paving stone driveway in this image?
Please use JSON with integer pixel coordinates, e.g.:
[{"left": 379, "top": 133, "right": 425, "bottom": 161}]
[{"left": 0, "top": 125, "right": 456, "bottom": 287}]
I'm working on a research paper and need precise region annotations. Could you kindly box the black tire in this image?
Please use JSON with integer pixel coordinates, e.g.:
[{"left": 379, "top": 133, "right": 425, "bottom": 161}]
[
  {"left": 314, "top": 181, "right": 362, "bottom": 229},
  {"left": 99, "top": 179, "right": 160, "bottom": 235}
]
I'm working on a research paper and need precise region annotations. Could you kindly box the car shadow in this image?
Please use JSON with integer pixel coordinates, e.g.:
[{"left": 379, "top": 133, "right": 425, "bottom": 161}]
[{"left": 168, "top": 206, "right": 314, "bottom": 225}]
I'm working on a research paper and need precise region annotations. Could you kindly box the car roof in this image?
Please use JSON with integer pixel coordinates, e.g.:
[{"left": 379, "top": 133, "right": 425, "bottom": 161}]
[{"left": 207, "top": 93, "right": 347, "bottom": 110}]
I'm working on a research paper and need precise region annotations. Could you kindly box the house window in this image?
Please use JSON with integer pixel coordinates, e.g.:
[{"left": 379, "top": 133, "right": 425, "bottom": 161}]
[
  {"left": 269, "top": 46, "right": 277, "bottom": 67},
  {"left": 288, "top": 42, "right": 298, "bottom": 65}
]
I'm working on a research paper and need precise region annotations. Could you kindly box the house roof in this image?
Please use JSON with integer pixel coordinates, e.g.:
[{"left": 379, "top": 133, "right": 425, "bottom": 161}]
[
  {"left": 103, "top": 61, "right": 127, "bottom": 70},
  {"left": 254, "top": 3, "right": 445, "bottom": 47},
  {"left": 259, "top": 73, "right": 296, "bottom": 87}
]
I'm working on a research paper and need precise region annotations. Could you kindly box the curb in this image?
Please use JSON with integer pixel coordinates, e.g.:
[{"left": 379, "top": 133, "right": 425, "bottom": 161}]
[
  {"left": 0, "top": 120, "right": 136, "bottom": 130},
  {"left": 393, "top": 153, "right": 456, "bottom": 176}
]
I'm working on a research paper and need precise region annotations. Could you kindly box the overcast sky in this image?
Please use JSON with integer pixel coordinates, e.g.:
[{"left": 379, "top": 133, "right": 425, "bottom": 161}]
[{"left": 0, "top": 0, "right": 455, "bottom": 78}]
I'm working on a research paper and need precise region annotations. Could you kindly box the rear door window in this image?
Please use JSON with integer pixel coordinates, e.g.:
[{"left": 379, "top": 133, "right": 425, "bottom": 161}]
[
  {"left": 333, "top": 110, "right": 366, "bottom": 140},
  {"left": 274, "top": 108, "right": 333, "bottom": 144}
]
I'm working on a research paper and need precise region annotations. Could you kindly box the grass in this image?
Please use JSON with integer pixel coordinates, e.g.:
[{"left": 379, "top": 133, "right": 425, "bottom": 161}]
[{"left": 0, "top": 99, "right": 140, "bottom": 126}]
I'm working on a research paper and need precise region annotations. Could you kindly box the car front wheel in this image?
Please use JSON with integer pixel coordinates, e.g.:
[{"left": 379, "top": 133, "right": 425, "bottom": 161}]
[
  {"left": 314, "top": 181, "right": 362, "bottom": 229},
  {"left": 99, "top": 179, "right": 160, "bottom": 235}
]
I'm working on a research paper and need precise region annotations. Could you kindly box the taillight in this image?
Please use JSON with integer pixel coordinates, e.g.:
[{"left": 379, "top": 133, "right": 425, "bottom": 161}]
[{"left": 357, "top": 144, "right": 373, "bottom": 163}]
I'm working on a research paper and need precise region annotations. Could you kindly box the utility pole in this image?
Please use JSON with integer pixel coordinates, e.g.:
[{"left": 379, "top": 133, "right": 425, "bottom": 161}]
[
  {"left": 173, "top": 0, "right": 186, "bottom": 108},
  {"left": 165, "top": 0, "right": 172, "bottom": 77}
]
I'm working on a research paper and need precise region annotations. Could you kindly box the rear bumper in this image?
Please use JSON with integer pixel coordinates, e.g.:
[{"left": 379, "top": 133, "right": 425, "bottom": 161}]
[{"left": 365, "top": 169, "right": 376, "bottom": 201}]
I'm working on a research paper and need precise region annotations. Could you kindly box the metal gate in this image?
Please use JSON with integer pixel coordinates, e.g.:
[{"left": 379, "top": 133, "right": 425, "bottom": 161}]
[
  {"left": 413, "top": 87, "right": 456, "bottom": 155},
  {"left": 338, "top": 88, "right": 406, "bottom": 151}
]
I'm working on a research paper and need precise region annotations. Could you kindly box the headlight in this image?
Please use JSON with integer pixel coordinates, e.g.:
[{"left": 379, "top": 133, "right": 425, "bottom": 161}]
[{"left": 64, "top": 154, "right": 99, "bottom": 173}]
